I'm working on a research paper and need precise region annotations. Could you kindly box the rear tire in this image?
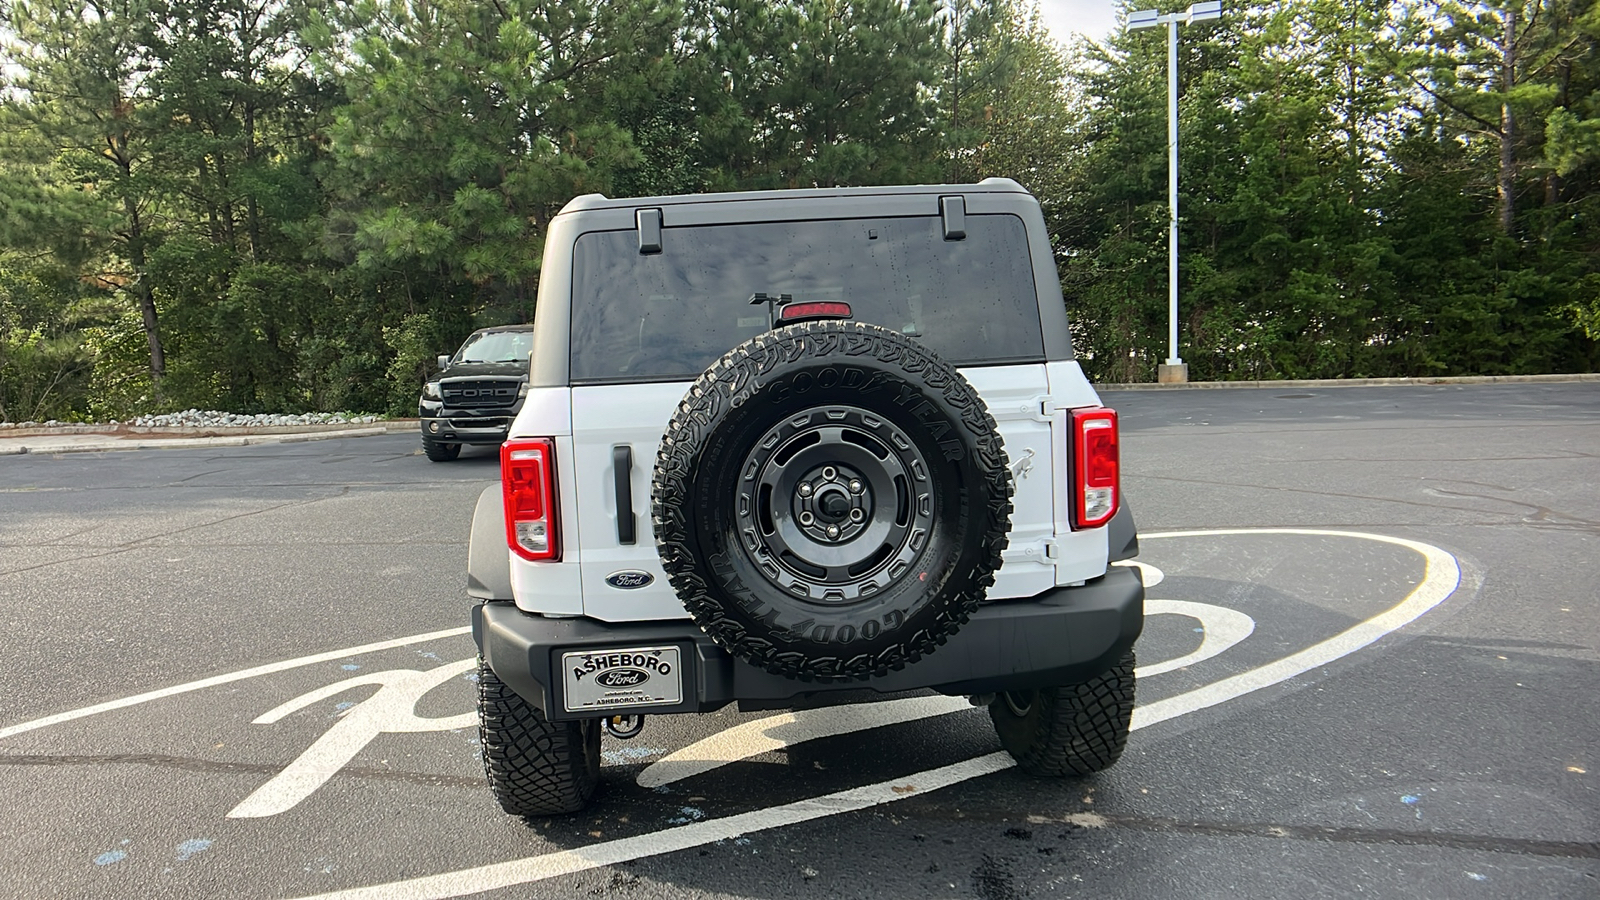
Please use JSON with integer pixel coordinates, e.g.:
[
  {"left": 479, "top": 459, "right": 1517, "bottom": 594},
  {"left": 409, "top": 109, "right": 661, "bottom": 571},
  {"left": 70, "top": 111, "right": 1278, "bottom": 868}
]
[
  {"left": 989, "top": 651, "right": 1135, "bottom": 776},
  {"left": 423, "top": 438, "right": 461, "bottom": 461},
  {"left": 477, "top": 658, "right": 600, "bottom": 815}
]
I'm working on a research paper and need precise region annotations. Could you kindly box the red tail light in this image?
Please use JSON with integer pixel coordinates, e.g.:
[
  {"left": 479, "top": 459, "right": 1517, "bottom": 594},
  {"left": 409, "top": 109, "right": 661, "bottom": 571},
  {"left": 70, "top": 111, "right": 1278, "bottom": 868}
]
[
  {"left": 1072, "top": 408, "right": 1119, "bottom": 529},
  {"left": 502, "top": 438, "right": 560, "bottom": 561}
]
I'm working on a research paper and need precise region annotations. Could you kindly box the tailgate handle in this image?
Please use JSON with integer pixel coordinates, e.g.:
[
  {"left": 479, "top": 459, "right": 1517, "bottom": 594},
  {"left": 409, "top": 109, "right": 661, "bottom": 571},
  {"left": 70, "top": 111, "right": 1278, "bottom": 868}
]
[{"left": 613, "top": 445, "right": 636, "bottom": 545}]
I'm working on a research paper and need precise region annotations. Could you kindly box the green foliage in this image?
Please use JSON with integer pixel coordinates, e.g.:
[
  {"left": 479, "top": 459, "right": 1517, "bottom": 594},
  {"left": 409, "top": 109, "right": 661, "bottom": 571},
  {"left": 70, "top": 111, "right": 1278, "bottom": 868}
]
[
  {"left": 1060, "top": 0, "right": 1598, "bottom": 382},
  {"left": 0, "top": 0, "right": 1596, "bottom": 422},
  {"left": 0, "top": 262, "right": 100, "bottom": 421},
  {"left": 382, "top": 311, "right": 446, "bottom": 416}
]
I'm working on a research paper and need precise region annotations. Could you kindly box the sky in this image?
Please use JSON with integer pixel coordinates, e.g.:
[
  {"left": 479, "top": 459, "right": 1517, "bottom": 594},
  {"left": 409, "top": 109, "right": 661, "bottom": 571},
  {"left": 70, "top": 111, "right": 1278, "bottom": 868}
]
[{"left": 1037, "top": 0, "right": 1125, "bottom": 48}]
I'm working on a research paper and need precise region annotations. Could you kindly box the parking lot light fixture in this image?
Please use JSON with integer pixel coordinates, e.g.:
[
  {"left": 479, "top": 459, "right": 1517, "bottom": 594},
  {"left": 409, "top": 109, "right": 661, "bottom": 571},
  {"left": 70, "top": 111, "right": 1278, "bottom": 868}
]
[{"left": 1129, "top": 2, "right": 1222, "bottom": 384}]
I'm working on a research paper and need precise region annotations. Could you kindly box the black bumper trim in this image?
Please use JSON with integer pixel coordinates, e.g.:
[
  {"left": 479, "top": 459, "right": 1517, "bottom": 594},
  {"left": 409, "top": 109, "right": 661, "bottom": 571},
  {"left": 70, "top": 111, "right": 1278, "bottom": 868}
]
[
  {"left": 420, "top": 415, "right": 513, "bottom": 446},
  {"left": 473, "top": 566, "right": 1144, "bottom": 720}
]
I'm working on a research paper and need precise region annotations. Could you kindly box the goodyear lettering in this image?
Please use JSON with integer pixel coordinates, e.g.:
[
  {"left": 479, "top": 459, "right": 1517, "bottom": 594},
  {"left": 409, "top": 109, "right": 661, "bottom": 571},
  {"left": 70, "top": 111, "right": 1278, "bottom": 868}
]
[
  {"left": 784, "top": 609, "right": 905, "bottom": 644},
  {"left": 892, "top": 384, "right": 965, "bottom": 461}
]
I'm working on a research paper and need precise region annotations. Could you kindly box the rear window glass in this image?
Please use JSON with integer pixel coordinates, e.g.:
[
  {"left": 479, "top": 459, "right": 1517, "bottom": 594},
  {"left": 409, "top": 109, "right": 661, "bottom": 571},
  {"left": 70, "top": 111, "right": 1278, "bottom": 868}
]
[{"left": 569, "top": 214, "right": 1043, "bottom": 383}]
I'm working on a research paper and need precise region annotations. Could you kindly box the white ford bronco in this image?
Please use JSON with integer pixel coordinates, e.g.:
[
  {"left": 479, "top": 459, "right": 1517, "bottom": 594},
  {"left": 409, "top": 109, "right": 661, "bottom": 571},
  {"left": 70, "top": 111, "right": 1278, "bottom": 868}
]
[{"left": 467, "top": 179, "right": 1144, "bottom": 815}]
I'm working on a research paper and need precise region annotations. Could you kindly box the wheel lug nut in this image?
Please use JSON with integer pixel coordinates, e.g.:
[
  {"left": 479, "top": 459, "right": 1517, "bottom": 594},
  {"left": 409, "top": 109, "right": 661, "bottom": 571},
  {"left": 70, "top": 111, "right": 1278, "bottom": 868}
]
[
  {"left": 799, "top": 511, "right": 814, "bottom": 526},
  {"left": 848, "top": 479, "right": 862, "bottom": 493},
  {"left": 822, "top": 466, "right": 837, "bottom": 481},
  {"left": 798, "top": 482, "right": 813, "bottom": 497},
  {"left": 849, "top": 508, "right": 864, "bottom": 522},
  {"left": 826, "top": 524, "right": 839, "bottom": 538}
]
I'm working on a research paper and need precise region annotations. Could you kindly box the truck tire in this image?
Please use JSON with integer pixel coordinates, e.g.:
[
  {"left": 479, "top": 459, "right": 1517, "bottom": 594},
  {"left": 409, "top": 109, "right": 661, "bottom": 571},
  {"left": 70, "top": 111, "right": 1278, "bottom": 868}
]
[
  {"left": 477, "top": 658, "right": 600, "bottom": 815},
  {"left": 423, "top": 438, "right": 461, "bottom": 462},
  {"left": 989, "top": 651, "right": 1135, "bottom": 776},
  {"left": 652, "top": 320, "right": 1012, "bottom": 683}
]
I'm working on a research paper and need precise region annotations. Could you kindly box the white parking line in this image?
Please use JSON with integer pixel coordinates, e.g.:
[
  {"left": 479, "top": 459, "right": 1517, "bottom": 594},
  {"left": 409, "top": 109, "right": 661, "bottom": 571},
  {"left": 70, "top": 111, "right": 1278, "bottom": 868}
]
[
  {"left": 292, "top": 753, "right": 1020, "bottom": 900},
  {"left": 287, "top": 528, "right": 1460, "bottom": 900},
  {"left": 1135, "top": 599, "right": 1255, "bottom": 678},
  {"left": 1130, "top": 529, "right": 1460, "bottom": 731},
  {"left": 637, "top": 598, "right": 1254, "bottom": 788},
  {"left": 0, "top": 627, "right": 472, "bottom": 742},
  {"left": 637, "top": 695, "right": 972, "bottom": 789}
]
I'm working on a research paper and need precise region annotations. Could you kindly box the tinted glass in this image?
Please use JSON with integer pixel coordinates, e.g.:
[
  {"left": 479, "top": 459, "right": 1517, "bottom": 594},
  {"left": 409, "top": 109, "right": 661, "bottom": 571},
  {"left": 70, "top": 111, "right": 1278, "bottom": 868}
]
[
  {"left": 569, "top": 214, "right": 1043, "bottom": 383},
  {"left": 456, "top": 330, "right": 532, "bottom": 364}
]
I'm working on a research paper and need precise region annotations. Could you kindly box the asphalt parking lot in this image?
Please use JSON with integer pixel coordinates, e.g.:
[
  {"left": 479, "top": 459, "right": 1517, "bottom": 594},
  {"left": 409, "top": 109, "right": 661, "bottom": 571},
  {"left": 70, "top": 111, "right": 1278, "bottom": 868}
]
[{"left": 1, "top": 382, "right": 1596, "bottom": 900}]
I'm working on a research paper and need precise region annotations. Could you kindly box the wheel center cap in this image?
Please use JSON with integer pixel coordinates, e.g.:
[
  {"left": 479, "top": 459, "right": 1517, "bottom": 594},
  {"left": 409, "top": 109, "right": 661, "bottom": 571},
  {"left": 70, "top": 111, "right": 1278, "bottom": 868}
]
[
  {"left": 818, "top": 490, "right": 851, "bottom": 520},
  {"left": 794, "top": 463, "right": 871, "bottom": 543}
]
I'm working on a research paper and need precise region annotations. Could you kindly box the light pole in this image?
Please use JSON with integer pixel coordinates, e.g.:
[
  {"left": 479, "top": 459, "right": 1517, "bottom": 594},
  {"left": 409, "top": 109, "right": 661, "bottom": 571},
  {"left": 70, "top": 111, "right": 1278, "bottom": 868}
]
[{"left": 1129, "top": 1, "right": 1221, "bottom": 385}]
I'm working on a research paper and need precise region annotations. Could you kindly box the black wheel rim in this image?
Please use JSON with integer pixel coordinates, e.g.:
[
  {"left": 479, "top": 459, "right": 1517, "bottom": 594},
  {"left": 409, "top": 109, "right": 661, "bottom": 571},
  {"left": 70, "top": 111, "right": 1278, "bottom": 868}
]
[{"left": 733, "top": 405, "right": 934, "bottom": 603}]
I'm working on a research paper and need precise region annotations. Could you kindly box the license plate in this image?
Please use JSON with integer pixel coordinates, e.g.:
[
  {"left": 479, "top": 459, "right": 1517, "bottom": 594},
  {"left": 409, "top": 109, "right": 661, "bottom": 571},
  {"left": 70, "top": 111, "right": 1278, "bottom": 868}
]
[{"left": 561, "top": 646, "right": 683, "bottom": 713}]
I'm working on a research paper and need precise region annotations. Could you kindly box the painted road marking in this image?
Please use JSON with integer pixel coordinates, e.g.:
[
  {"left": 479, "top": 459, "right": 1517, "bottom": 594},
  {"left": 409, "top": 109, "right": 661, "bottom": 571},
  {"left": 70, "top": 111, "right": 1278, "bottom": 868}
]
[
  {"left": 1134, "top": 599, "right": 1255, "bottom": 678},
  {"left": 0, "top": 627, "right": 472, "bottom": 742},
  {"left": 229, "top": 658, "right": 478, "bottom": 819},
  {"left": 0, "top": 530, "right": 1460, "bottom": 898},
  {"left": 293, "top": 753, "right": 1021, "bottom": 900},
  {"left": 636, "top": 598, "right": 1252, "bottom": 789},
  {"left": 638, "top": 695, "right": 971, "bottom": 789},
  {"left": 1113, "top": 560, "right": 1165, "bottom": 587},
  {"left": 1130, "top": 529, "right": 1460, "bottom": 731},
  {"left": 282, "top": 529, "right": 1460, "bottom": 900}
]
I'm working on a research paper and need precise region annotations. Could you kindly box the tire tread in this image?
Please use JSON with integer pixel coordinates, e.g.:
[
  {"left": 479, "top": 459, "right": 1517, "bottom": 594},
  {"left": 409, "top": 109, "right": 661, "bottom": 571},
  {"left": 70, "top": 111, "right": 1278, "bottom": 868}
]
[
  {"left": 477, "top": 659, "right": 599, "bottom": 815},
  {"left": 991, "top": 651, "right": 1136, "bottom": 777}
]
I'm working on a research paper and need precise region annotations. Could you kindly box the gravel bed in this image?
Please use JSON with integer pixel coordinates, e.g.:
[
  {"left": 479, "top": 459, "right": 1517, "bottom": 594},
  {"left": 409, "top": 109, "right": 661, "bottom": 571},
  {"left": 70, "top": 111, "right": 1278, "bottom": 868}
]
[{"left": 0, "top": 409, "right": 384, "bottom": 429}]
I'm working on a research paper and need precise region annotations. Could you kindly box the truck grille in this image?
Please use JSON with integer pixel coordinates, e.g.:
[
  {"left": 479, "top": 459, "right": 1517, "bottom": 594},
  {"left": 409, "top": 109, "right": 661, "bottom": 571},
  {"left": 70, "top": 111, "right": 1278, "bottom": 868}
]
[{"left": 440, "top": 379, "right": 519, "bottom": 408}]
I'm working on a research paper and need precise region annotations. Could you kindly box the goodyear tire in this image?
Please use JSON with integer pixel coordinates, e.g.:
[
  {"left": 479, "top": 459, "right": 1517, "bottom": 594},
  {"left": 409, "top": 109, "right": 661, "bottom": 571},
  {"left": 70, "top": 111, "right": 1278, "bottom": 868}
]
[
  {"left": 652, "top": 321, "right": 1012, "bottom": 683},
  {"left": 989, "top": 651, "right": 1135, "bottom": 776},
  {"left": 477, "top": 658, "right": 600, "bottom": 815}
]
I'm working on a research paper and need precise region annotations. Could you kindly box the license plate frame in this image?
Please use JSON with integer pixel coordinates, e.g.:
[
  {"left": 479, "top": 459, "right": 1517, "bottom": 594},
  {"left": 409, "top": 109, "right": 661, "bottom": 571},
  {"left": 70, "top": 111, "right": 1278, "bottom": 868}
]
[{"left": 560, "top": 646, "right": 684, "bottom": 713}]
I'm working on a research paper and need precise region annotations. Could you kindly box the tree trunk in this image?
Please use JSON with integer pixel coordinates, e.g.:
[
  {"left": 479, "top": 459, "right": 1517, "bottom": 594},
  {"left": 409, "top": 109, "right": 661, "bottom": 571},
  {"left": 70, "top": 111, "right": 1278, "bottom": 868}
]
[
  {"left": 1497, "top": 6, "right": 1516, "bottom": 236},
  {"left": 123, "top": 197, "right": 165, "bottom": 385},
  {"left": 244, "top": 98, "right": 263, "bottom": 262}
]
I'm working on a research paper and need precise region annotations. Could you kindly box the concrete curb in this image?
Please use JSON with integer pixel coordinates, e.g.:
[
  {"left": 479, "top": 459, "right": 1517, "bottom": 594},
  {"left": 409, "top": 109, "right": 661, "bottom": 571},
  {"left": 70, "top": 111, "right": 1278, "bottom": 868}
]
[
  {"left": 1096, "top": 373, "right": 1600, "bottom": 391},
  {"left": 0, "top": 426, "right": 392, "bottom": 456}
]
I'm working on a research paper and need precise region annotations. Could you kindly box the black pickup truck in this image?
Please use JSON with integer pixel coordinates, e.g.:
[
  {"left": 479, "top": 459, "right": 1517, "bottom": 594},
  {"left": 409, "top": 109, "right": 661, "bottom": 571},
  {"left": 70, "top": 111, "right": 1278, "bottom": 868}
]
[{"left": 417, "top": 325, "right": 534, "bottom": 461}]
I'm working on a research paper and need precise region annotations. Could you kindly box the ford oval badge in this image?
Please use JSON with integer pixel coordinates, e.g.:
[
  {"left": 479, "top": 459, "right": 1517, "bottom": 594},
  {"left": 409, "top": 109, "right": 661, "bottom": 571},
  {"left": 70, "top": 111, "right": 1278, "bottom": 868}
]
[
  {"left": 605, "top": 570, "right": 654, "bottom": 590},
  {"left": 596, "top": 668, "right": 650, "bottom": 688}
]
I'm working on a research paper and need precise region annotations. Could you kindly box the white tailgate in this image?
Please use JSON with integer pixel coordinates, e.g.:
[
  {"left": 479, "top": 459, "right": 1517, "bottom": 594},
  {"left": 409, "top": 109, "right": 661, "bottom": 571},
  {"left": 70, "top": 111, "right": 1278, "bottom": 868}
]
[
  {"left": 962, "top": 364, "right": 1058, "bottom": 599},
  {"left": 554, "top": 362, "right": 1100, "bottom": 621},
  {"left": 569, "top": 382, "right": 695, "bottom": 622},
  {"left": 1045, "top": 360, "right": 1111, "bottom": 584}
]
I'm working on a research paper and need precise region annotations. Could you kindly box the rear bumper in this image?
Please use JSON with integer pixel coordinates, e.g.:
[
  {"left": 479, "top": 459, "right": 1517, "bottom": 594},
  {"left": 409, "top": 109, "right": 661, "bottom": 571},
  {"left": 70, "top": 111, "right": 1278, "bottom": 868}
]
[{"left": 473, "top": 565, "right": 1144, "bottom": 720}]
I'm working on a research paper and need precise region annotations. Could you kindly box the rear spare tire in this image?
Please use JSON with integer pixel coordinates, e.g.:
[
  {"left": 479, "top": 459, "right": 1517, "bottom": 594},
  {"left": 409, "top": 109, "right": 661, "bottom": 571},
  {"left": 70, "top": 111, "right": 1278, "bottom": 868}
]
[{"left": 652, "top": 320, "right": 1012, "bottom": 682}]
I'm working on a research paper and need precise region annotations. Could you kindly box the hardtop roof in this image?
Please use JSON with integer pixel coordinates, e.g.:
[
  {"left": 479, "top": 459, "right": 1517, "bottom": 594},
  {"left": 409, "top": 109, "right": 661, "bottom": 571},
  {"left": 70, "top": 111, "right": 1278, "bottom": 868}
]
[
  {"left": 470, "top": 324, "right": 536, "bottom": 334},
  {"left": 555, "top": 178, "right": 1029, "bottom": 218}
]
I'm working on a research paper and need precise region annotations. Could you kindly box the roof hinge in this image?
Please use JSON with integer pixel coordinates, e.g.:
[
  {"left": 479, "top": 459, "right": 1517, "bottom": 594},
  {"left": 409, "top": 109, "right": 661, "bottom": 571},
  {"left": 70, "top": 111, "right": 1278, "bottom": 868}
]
[
  {"left": 940, "top": 195, "right": 966, "bottom": 240},
  {"left": 637, "top": 208, "right": 662, "bottom": 254}
]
